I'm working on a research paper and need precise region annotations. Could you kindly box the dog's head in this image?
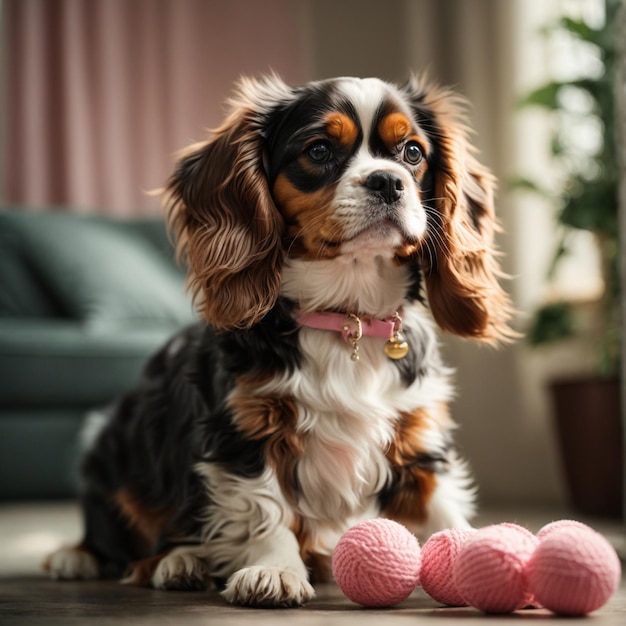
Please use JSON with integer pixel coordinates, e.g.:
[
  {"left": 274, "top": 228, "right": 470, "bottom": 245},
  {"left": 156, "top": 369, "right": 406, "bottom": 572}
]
[{"left": 164, "top": 74, "right": 512, "bottom": 340}]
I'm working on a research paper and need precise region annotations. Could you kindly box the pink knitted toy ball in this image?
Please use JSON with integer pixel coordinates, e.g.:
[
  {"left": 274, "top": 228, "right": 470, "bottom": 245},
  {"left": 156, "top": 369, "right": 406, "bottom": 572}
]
[
  {"left": 536, "top": 519, "right": 592, "bottom": 540},
  {"left": 420, "top": 528, "right": 476, "bottom": 606},
  {"left": 453, "top": 523, "right": 539, "bottom": 613},
  {"left": 527, "top": 523, "right": 621, "bottom": 615},
  {"left": 332, "top": 518, "right": 421, "bottom": 607}
]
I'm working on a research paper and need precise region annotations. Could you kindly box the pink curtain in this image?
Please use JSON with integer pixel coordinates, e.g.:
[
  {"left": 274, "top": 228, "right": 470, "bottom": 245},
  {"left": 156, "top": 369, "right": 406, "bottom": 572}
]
[{"left": 2, "top": 0, "right": 306, "bottom": 216}]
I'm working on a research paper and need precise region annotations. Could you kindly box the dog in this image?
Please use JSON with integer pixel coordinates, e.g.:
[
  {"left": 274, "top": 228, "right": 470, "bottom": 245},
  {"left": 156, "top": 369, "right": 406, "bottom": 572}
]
[{"left": 45, "top": 74, "right": 513, "bottom": 607}]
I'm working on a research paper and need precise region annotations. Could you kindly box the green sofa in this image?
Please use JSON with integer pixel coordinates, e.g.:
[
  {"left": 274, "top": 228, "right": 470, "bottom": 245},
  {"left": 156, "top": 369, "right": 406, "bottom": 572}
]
[{"left": 0, "top": 210, "right": 196, "bottom": 499}]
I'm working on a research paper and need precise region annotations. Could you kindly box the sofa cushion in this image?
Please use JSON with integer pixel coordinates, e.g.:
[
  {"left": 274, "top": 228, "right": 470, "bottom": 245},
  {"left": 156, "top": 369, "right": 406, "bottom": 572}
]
[
  {"left": 0, "top": 212, "right": 195, "bottom": 330},
  {"left": 0, "top": 229, "right": 65, "bottom": 317},
  {"left": 0, "top": 319, "right": 182, "bottom": 408},
  {"left": 0, "top": 410, "right": 84, "bottom": 499}
]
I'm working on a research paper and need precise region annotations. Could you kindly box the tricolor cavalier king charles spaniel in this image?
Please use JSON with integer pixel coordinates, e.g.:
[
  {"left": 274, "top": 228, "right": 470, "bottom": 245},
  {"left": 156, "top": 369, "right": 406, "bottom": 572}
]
[{"left": 46, "top": 74, "right": 513, "bottom": 607}]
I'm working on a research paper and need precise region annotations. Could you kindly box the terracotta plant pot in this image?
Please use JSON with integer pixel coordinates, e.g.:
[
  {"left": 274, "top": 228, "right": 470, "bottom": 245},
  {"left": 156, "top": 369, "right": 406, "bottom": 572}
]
[{"left": 550, "top": 377, "right": 623, "bottom": 518}]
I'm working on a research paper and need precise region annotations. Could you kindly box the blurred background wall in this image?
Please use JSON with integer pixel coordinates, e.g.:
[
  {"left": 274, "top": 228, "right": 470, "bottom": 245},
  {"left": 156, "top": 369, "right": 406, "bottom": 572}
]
[{"left": 1, "top": 0, "right": 617, "bottom": 511}]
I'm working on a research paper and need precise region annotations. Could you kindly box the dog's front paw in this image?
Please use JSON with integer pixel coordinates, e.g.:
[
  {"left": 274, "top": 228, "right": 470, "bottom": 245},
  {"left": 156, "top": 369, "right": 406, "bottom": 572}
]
[
  {"left": 149, "top": 551, "right": 210, "bottom": 591},
  {"left": 44, "top": 546, "right": 100, "bottom": 580},
  {"left": 222, "top": 566, "right": 315, "bottom": 608}
]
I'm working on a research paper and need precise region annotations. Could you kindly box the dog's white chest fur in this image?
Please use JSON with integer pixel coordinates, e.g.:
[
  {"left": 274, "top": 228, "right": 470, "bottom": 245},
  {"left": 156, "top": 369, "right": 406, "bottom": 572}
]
[{"left": 275, "top": 256, "right": 453, "bottom": 527}]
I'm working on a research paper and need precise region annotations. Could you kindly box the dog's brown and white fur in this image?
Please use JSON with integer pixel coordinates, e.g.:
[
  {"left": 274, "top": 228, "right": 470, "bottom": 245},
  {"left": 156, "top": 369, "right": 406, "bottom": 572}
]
[{"left": 45, "top": 75, "right": 512, "bottom": 607}]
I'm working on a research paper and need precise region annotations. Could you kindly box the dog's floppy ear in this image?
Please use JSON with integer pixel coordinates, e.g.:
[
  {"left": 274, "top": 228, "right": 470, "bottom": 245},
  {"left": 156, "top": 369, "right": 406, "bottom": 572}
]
[
  {"left": 164, "top": 75, "right": 294, "bottom": 330},
  {"left": 401, "top": 76, "right": 514, "bottom": 343}
]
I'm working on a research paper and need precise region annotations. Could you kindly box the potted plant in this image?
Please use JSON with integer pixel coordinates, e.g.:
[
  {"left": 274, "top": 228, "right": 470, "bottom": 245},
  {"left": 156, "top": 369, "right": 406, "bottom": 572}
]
[{"left": 517, "top": 0, "right": 623, "bottom": 517}]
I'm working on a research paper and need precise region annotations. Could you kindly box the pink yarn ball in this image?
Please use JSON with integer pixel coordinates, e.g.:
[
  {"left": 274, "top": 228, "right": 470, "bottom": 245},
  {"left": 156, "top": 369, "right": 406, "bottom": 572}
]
[
  {"left": 453, "top": 523, "right": 539, "bottom": 613},
  {"left": 420, "top": 528, "right": 476, "bottom": 606},
  {"left": 527, "top": 524, "right": 621, "bottom": 615},
  {"left": 332, "top": 519, "right": 421, "bottom": 607},
  {"left": 536, "top": 519, "right": 591, "bottom": 540}
]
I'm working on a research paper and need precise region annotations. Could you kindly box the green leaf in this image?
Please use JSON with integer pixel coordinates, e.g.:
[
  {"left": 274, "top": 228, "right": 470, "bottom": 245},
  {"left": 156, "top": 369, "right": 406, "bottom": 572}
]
[
  {"left": 508, "top": 176, "right": 550, "bottom": 196},
  {"left": 559, "top": 178, "right": 618, "bottom": 233},
  {"left": 558, "top": 16, "right": 597, "bottom": 43},
  {"left": 528, "top": 302, "right": 576, "bottom": 346},
  {"left": 517, "top": 82, "right": 562, "bottom": 110},
  {"left": 550, "top": 136, "right": 561, "bottom": 157},
  {"left": 546, "top": 235, "right": 569, "bottom": 281}
]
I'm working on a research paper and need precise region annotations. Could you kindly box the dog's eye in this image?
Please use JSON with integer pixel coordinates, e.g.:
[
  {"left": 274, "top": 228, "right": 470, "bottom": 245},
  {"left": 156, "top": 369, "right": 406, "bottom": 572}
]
[
  {"left": 307, "top": 142, "right": 332, "bottom": 164},
  {"left": 403, "top": 141, "right": 423, "bottom": 165}
]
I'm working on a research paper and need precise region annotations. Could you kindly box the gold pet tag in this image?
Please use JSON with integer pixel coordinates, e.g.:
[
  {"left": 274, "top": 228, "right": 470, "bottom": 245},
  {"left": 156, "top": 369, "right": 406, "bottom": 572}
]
[{"left": 384, "top": 332, "right": 409, "bottom": 360}]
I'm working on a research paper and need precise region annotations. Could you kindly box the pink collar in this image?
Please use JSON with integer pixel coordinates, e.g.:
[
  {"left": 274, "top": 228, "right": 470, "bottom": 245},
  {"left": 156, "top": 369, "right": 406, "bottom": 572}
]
[{"left": 296, "top": 310, "right": 401, "bottom": 343}]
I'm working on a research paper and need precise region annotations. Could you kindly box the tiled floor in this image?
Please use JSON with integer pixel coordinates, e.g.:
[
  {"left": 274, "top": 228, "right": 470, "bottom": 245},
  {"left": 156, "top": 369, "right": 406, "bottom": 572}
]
[{"left": 1, "top": 502, "right": 624, "bottom": 625}]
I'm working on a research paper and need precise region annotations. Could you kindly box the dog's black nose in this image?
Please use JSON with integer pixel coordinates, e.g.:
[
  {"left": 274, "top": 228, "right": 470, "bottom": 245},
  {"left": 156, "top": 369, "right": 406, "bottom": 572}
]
[{"left": 365, "top": 171, "right": 404, "bottom": 204}]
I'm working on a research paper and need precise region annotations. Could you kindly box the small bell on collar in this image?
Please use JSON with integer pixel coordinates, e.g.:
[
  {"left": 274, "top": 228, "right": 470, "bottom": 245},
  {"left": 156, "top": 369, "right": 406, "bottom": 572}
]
[{"left": 384, "top": 312, "right": 409, "bottom": 360}]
